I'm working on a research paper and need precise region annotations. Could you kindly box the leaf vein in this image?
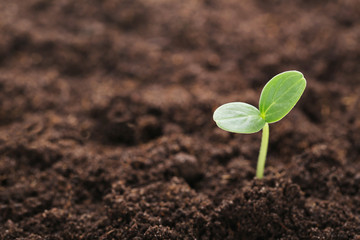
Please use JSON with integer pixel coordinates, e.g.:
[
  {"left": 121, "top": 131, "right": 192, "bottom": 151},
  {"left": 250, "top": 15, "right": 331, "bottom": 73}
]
[{"left": 263, "top": 78, "right": 303, "bottom": 115}]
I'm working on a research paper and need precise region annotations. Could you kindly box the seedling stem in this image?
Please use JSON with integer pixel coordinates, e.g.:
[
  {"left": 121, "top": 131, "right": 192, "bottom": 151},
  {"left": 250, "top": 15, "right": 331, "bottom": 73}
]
[{"left": 256, "top": 122, "right": 269, "bottom": 179}]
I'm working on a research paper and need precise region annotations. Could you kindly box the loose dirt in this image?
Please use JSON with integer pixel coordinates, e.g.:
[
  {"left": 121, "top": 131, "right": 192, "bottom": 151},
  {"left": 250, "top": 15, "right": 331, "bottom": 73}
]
[{"left": 0, "top": 0, "right": 360, "bottom": 239}]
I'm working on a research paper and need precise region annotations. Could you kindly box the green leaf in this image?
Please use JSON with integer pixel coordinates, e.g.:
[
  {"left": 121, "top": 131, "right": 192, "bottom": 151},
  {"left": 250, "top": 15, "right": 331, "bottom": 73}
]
[
  {"left": 259, "top": 70, "right": 306, "bottom": 123},
  {"left": 213, "top": 102, "right": 266, "bottom": 134}
]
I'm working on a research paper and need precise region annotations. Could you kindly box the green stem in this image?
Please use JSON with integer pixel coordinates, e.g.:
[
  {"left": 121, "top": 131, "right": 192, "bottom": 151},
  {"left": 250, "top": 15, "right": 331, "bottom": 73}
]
[{"left": 256, "top": 122, "right": 269, "bottom": 179}]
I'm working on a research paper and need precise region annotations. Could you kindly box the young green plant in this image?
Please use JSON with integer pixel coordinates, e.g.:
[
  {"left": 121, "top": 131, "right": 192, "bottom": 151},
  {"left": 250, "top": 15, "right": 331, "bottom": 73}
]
[{"left": 213, "top": 71, "right": 306, "bottom": 179}]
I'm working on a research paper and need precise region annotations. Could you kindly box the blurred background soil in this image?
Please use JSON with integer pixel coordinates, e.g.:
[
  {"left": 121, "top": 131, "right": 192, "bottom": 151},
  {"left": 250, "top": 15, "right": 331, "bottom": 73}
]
[{"left": 0, "top": 0, "right": 360, "bottom": 239}]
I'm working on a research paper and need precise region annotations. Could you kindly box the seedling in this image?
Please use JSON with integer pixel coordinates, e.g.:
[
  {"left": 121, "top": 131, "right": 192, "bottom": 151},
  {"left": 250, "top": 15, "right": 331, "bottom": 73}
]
[{"left": 213, "top": 71, "right": 306, "bottom": 179}]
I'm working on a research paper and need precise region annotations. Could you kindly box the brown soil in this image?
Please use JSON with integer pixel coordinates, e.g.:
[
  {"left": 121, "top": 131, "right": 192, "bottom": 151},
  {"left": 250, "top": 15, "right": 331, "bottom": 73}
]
[{"left": 1, "top": 0, "right": 360, "bottom": 239}]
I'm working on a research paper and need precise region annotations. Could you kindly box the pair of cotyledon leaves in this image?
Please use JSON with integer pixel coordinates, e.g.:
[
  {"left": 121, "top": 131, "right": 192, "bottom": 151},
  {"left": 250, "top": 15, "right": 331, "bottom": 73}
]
[{"left": 213, "top": 71, "right": 306, "bottom": 134}]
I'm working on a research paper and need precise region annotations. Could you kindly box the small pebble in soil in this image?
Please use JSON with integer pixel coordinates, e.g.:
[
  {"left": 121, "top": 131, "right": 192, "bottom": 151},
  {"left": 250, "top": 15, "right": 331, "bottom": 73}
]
[{"left": 172, "top": 153, "right": 203, "bottom": 186}]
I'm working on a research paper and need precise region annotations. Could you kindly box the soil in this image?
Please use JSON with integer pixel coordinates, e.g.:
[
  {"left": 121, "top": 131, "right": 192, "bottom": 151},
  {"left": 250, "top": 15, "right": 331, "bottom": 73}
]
[{"left": 0, "top": 0, "right": 360, "bottom": 239}]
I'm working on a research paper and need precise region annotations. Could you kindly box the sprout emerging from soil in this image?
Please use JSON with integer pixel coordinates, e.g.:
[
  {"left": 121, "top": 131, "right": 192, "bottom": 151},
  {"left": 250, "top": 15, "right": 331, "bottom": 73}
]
[{"left": 213, "top": 71, "right": 306, "bottom": 179}]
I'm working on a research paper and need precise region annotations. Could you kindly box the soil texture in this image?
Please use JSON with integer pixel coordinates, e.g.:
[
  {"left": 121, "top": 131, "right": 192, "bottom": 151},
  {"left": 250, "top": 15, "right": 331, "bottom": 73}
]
[{"left": 0, "top": 0, "right": 360, "bottom": 239}]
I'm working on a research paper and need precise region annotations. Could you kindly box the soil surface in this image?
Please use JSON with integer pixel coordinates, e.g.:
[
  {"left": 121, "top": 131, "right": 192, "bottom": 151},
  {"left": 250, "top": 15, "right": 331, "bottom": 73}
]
[{"left": 1, "top": 0, "right": 360, "bottom": 239}]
